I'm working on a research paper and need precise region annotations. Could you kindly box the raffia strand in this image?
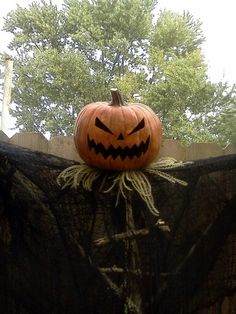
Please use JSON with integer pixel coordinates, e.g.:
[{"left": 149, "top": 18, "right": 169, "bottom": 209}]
[
  {"left": 57, "top": 157, "right": 190, "bottom": 217},
  {"left": 57, "top": 164, "right": 101, "bottom": 190},
  {"left": 103, "top": 171, "right": 159, "bottom": 216}
]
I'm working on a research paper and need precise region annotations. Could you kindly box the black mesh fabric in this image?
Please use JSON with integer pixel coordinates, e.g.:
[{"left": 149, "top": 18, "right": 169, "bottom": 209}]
[{"left": 0, "top": 141, "right": 235, "bottom": 314}]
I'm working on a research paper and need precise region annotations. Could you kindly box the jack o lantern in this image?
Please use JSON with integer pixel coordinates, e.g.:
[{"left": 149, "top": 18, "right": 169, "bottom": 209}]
[{"left": 74, "top": 89, "right": 162, "bottom": 171}]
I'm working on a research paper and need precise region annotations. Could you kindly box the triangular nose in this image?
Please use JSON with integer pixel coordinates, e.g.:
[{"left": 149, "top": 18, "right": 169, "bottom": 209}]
[{"left": 117, "top": 133, "right": 124, "bottom": 140}]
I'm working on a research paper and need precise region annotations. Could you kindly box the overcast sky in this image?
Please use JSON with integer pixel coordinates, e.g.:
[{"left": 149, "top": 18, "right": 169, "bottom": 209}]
[
  {"left": 158, "top": 0, "right": 236, "bottom": 85},
  {"left": 1, "top": 0, "right": 236, "bottom": 84}
]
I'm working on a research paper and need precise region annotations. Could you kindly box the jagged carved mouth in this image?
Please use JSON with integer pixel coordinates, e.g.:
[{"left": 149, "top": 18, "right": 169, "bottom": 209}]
[{"left": 87, "top": 135, "right": 150, "bottom": 160}]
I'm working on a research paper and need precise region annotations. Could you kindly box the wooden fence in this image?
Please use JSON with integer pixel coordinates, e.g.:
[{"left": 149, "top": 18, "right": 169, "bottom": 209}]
[{"left": 1, "top": 131, "right": 236, "bottom": 162}]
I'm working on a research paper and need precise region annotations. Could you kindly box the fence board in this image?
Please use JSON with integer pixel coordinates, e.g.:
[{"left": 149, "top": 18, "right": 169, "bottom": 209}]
[
  {"left": 0, "top": 131, "right": 9, "bottom": 143},
  {"left": 48, "top": 136, "right": 82, "bottom": 161},
  {"left": 0, "top": 132, "right": 235, "bottom": 161},
  {"left": 158, "top": 139, "right": 186, "bottom": 161},
  {"left": 186, "top": 143, "right": 224, "bottom": 161},
  {"left": 224, "top": 143, "right": 236, "bottom": 156},
  {"left": 9, "top": 132, "right": 48, "bottom": 153}
]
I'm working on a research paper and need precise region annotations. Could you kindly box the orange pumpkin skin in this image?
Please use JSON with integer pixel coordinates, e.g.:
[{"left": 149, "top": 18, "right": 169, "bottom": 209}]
[{"left": 74, "top": 89, "right": 162, "bottom": 171}]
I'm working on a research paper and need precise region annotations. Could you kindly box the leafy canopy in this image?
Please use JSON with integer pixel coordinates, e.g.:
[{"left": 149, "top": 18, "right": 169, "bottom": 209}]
[{"left": 2, "top": 0, "right": 236, "bottom": 144}]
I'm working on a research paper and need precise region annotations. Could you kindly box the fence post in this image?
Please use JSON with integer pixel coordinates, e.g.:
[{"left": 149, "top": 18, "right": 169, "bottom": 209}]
[{"left": 1, "top": 58, "right": 14, "bottom": 134}]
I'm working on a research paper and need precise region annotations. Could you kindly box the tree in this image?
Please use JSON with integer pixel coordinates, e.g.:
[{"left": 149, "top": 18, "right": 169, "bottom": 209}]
[
  {"left": 207, "top": 95, "right": 236, "bottom": 145},
  {"left": 142, "top": 10, "right": 236, "bottom": 143},
  {"left": 64, "top": 0, "right": 156, "bottom": 81},
  {"left": 2, "top": 1, "right": 236, "bottom": 144},
  {"left": 12, "top": 49, "right": 96, "bottom": 135},
  {"left": 3, "top": 0, "right": 156, "bottom": 135}
]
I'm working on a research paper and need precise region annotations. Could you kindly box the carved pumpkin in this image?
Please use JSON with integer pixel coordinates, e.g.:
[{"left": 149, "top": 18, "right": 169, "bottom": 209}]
[{"left": 74, "top": 89, "right": 162, "bottom": 170}]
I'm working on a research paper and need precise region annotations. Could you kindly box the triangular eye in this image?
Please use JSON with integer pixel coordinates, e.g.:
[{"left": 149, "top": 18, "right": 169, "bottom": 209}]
[
  {"left": 95, "top": 117, "right": 113, "bottom": 134},
  {"left": 128, "top": 118, "right": 145, "bottom": 135}
]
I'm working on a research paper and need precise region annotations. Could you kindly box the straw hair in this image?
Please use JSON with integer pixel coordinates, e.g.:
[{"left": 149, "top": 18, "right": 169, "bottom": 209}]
[
  {"left": 57, "top": 158, "right": 190, "bottom": 216},
  {"left": 57, "top": 164, "right": 102, "bottom": 190}
]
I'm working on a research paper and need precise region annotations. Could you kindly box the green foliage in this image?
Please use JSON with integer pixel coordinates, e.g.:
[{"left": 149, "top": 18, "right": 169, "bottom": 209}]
[
  {"left": 223, "top": 106, "right": 236, "bottom": 143},
  {"left": 3, "top": 0, "right": 68, "bottom": 52},
  {"left": 114, "top": 72, "right": 148, "bottom": 102},
  {"left": 12, "top": 49, "right": 96, "bottom": 135},
  {"left": 2, "top": 0, "right": 236, "bottom": 144},
  {"left": 141, "top": 10, "right": 236, "bottom": 144},
  {"left": 206, "top": 89, "right": 236, "bottom": 145},
  {"left": 151, "top": 10, "right": 204, "bottom": 58},
  {"left": 65, "top": 0, "right": 156, "bottom": 80}
]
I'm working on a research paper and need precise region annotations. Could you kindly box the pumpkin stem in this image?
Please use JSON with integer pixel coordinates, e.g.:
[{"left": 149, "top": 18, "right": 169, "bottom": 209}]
[{"left": 110, "top": 88, "right": 125, "bottom": 106}]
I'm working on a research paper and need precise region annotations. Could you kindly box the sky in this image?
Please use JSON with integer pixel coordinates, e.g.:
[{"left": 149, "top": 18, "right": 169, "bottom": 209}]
[
  {"left": 158, "top": 0, "right": 236, "bottom": 84},
  {"left": 1, "top": 0, "right": 236, "bottom": 84},
  {"left": 0, "top": 0, "right": 236, "bottom": 135}
]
